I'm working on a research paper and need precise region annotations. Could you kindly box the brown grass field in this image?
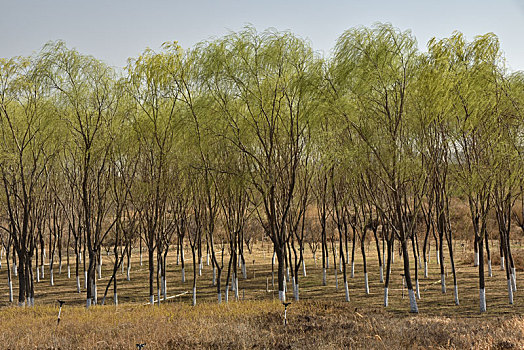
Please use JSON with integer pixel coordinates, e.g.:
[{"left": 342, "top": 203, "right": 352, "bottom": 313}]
[{"left": 0, "top": 236, "right": 523, "bottom": 349}]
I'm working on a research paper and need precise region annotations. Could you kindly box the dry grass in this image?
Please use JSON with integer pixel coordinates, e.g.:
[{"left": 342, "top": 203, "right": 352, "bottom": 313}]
[
  {"left": 0, "top": 300, "right": 522, "bottom": 349},
  {"left": 0, "top": 201, "right": 524, "bottom": 348}
]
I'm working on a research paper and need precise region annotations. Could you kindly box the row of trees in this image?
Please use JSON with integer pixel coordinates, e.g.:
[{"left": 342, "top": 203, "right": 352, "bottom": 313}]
[{"left": 0, "top": 24, "right": 522, "bottom": 313}]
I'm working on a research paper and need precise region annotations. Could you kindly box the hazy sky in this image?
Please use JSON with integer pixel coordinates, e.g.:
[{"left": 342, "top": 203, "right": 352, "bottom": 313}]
[{"left": 2, "top": 0, "right": 523, "bottom": 71}]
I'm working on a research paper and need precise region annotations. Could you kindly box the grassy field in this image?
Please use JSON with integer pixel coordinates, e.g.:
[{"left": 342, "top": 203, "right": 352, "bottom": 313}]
[{"left": 0, "top": 239, "right": 523, "bottom": 349}]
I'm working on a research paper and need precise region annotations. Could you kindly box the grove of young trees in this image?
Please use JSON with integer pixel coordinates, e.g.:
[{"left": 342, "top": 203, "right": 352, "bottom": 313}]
[{"left": 0, "top": 24, "right": 522, "bottom": 313}]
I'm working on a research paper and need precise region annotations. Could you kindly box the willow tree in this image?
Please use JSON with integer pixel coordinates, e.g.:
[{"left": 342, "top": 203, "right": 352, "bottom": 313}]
[
  {"left": 201, "top": 27, "right": 322, "bottom": 302},
  {"left": 0, "top": 55, "right": 59, "bottom": 306},
  {"left": 126, "top": 45, "right": 184, "bottom": 305},
  {"left": 441, "top": 32, "right": 503, "bottom": 312},
  {"left": 331, "top": 23, "right": 423, "bottom": 312},
  {"left": 412, "top": 41, "right": 459, "bottom": 304},
  {"left": 42, "top": 42, "right": 120, "bottom": 308}
]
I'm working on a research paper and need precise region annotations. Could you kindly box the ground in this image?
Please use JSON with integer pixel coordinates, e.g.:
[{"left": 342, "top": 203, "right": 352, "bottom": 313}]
[{"left": 0, "top": 239, "right": 522, "bottom": 349}]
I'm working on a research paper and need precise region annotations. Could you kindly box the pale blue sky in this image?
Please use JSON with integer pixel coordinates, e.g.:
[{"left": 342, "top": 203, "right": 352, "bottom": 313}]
[{"left": 2, "top": 0, "right": 523, "bottom": 71}]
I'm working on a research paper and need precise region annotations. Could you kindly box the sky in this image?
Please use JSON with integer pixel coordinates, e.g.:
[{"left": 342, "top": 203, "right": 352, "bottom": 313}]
[{"left": 1, "top": 0, "right": 523, "bottom": 72}]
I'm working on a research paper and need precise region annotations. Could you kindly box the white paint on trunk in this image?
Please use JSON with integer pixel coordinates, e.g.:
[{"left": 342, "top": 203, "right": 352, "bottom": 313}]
[
  {"left": 234, "top": 277, "right": 239, "bottom": 300},
  {"left": 84, "top": 271, "right": 87, "bottom": 289},
  {"left": 114, "top": 293, "right": 118, "bottom": 306},
  {"left": 13, "top": 263, "right": 17, "bottom": 276},
  {"left": 351, "top": 262, "right": 354, "bottom": 278},
  {"left": 149, "top": 295, "right": 154, "bottom": 305},
  {"left": 225, "top": 287, "right": 229, "bottom": 302},
  {"left": 76, "top": 275, "right": 81, "bottom": 293},
  {"left": 322, "top": 268, "right": 327, "bottom": 286},
  {"left": 286, "top": 267, "right": 290, "bottom": 281},
  {"left": 279, "top": 290, "right": 285, "bottom": 302},
  {"left": 272, "top": 251, "right": 276, "bottom": 265},
  {"left": 50, "top": 269, "right": 54, "bottom": 286},
  {"left": 140, "top": 253, "right": 143, "bottom": 266},
  {"left": 98, "top": 264, "right": 101, "bottom": 279},
  {"left": 500, "top": 256, "right": 505, "bottom": 270},
  {"left": 127, "top": 266, "right": 131, "bottom": 281},
  {"left": 59, "top": 262, "right": 62, "bottom": 274},
  {"left": 416, "top": 280, "right": 420, "bottom": 299},
  {"left": 242, "top": 261, "right": 247, "bottom": 279},
  {"left": 8, "top": 280, "right": 13, "bottom": 302},
  {"left": 199, "top": 262, "right": 202, "bottom": 276},
  {"left": 94, "top": 280, "right": 97, "bottom": 305},
  {"left": 364, "top": 272, "right": 369, "bottom": 294},
  {"left": 424, "top": 261, "right": 428, "bottom": 278},
  {"left": 441, "top": 273, "right": 446, "bottom": 294},
  {"left": 384, "top": 287, "right": 388, "bottom": 307},
  {"left": 181, "top": 267, "right": 185, "bottom": 283},
  {"left": 295, "top": 283, "right": 300, "bottom": 301},
  {"left": 479, "top": 288, "right": 486, "bottom": 312},
  {"left": 345, "top": 281, "right": 350, "bottom": 302},
  {"left": 212, "top": 266, "right": 216, "bottom": 286},
  {"left": 207, "top": 253, "right": 209, "bottom": 266},
  {"left": 302, "top": 261, "right": 306, "bottom": 277},
  {"left": 408, "top": 289, "right": 418, "bottom": 313},
  {"left": 67, "top": 265, "right": 71, "bottom": 279},
  {"left": 507, "top": 279, "right": 513, "bottom": 304},
  {"left": 511, "top": 267, "right": 517, "bottom": 291},
  {"left": 41, "top": 264, "right": 44, "bottom": 278},
  {"left": 339, "top": 256, "right": 342, "bottom": 272},
  {"left": 86, "top": 298, "right": 91, "bottom": 309},
  {"left": 436, "top": 250, "right": 440, "bottom": 265},
  {"left": 488, "top": 259, "right": 492, "bottom": 277},
  {"left": 192, "top": 286, "right": 197, "bottom": 306},
  {"left": 474, "top": 252, "right": 479, "bottom": 267},
  {"left": 218, "top": 292, "right": 222, "bottom": 303},
  {"left": 36, "top": 268, "right": 40, "bottom": 282},
  {"left": 380, "top": 265, "right": 384, "bottom": 283}
]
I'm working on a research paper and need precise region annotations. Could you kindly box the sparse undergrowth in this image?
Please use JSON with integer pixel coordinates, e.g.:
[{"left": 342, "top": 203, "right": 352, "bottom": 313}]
[{"left": 0, "top": 300, "right": 522, "bottom": 349}]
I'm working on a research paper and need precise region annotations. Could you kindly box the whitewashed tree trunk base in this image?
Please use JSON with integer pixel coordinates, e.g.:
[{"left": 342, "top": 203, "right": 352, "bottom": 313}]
[
  {"left": 500, "top": 256, "right": 505, "bottom": 270},
  {"left": 345, "top": 281, "right": 350, "bottom": 302},
  {"left": 76, "top": 276, "right": 81, "bottom": 293},
  {"left": 474, "top": 252, "right": 479, "bottom": 267},
  {"left": 454, "top": 284, "right": 459, "bottom": 305},
  {"left": 480, "top": 288, "right": 486, "bottom": 312},
  {"left": 279, "top": 290, "right": 285, "bottom": 302},
  {"left": 416, "top": 280, "right": 420, "bottom": 299},
  {"left": 511, "top": 268, "right": 517, "bottom": 291},
  {"left": 488, "top": 259, "right": 492, "bottom": 277},
  {"left": 67, "top": 265, "right": 71, "bottom": 279},
  {"left": 192, "top": 287, "right": 197, "bottom": 306},
  {"left": 424, "top": 261, "right": 428, "bottom": 278},
  {"left": 441, "top": 273, "right": 446, "bottom": 294},
  {"left": 507, "top": 279, "right": 513, "bottom": 304},
  {"left": 8, "top": 280, "right": 13, "bottom": 302},
  {"left": 364, "top": 272, "right": 369, "bottom": 294},
  {"left": 322, "top": 268, "right": 326, "bottom": 286},
  {"left": 182, "top": 268, "right": 185, "bottom": 283},
  {"left": 384, "top": 287, "right": 388, "bottom": 307},
  {"left": 409, "top": 289, "right": 418, "bottom": 313},
  {"left": 114, "top": 293, "right": 118, "bottom": 306}
]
